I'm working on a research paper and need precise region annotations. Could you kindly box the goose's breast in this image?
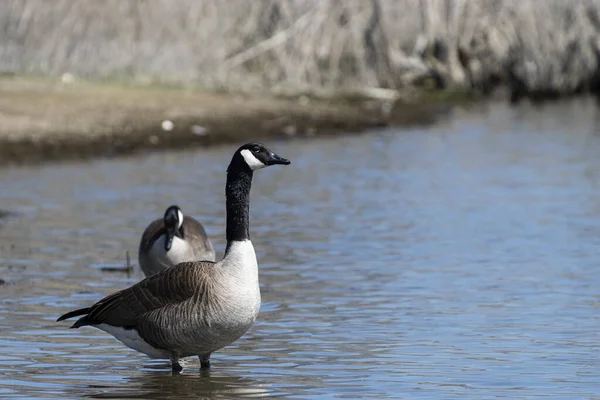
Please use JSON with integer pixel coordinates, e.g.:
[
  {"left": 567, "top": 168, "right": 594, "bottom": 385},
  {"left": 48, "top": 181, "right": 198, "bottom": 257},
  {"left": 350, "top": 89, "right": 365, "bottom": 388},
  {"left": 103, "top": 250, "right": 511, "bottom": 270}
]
[
  {"left": 203, "top": 276, "right": 261, "bottom": 336},
  {"left": 149, "top": 236, "right": 194, "bottom": 266}
]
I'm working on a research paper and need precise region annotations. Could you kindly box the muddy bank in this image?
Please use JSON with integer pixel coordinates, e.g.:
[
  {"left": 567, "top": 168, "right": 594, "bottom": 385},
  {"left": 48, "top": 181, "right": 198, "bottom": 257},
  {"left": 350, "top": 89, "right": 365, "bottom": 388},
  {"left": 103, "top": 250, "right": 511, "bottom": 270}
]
[{"left": 0, "top": 78, "right": 454, "bottom": 166}]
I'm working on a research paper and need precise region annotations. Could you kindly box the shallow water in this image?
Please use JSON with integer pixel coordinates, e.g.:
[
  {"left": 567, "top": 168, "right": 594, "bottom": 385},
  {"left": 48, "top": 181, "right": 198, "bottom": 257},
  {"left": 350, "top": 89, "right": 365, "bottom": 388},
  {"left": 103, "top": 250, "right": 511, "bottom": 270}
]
[{"left": 1, "top": 99, "right": 600, "bottom": 399}]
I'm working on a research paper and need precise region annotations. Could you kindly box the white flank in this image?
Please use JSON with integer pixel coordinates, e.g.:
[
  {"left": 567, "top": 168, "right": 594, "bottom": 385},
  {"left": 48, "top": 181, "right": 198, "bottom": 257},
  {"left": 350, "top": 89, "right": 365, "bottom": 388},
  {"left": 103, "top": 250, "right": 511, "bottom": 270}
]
[
  {"left": 240, "top": 149, "right": 266, "bottom": 170},
  {"left": 97, "top": 324, "right": 169, "bottom": 359},
  {"left": 177, "top": 209, "right": 184, "bottom": 229},
  {"left": 150, "top": 235, "right": 191, "bottom": 266}
]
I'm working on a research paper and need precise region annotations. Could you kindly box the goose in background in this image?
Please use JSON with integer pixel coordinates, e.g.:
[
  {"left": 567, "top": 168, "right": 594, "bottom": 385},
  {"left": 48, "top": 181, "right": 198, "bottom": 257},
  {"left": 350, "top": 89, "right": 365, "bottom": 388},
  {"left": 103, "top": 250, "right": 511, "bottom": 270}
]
[
  {"left": 57, "top": 142, "right": 290, "bottom": 371},
  {"left": 138, "top": 205, "right": 215, "bottom": 277}
]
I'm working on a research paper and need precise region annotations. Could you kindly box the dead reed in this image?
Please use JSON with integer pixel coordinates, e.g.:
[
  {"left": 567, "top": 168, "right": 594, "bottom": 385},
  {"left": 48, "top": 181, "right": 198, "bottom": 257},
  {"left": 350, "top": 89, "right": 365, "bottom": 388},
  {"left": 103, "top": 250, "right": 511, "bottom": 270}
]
[{"left": 1, "top": 0, "right": 600, "bottom": 99}]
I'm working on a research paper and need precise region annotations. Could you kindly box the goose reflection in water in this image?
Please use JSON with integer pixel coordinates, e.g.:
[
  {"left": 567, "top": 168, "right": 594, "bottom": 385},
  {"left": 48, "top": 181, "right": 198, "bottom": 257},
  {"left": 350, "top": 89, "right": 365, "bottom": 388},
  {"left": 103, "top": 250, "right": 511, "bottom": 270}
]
[{"left": 83, "top": 369, "right": 274, "bottom": 399}]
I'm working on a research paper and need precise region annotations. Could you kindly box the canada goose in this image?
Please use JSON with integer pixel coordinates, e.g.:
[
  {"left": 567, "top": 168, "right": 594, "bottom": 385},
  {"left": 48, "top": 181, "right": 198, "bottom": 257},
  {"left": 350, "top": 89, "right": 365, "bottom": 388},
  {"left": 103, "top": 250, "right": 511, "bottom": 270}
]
[
  {"left": 57, "top": 142, "right": 290, "bottom": 371},
  {"left": 138, "top": 205, "right": 215, "bottom": 277}
]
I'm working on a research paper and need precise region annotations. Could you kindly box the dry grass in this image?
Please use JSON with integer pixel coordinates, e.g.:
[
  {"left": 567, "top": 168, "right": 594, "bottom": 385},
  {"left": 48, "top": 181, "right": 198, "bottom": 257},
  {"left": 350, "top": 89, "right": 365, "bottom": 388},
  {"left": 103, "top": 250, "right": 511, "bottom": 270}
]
[{"left": 1, "top": 0, "right": 600, "bottom": 99}]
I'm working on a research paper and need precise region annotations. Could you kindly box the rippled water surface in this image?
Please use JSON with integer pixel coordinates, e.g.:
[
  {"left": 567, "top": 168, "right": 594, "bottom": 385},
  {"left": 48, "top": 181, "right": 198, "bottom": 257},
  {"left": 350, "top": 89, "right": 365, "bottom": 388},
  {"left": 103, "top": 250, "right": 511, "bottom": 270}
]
[{"left": 1, "top": 99, "right": 600, "bottom": 399}]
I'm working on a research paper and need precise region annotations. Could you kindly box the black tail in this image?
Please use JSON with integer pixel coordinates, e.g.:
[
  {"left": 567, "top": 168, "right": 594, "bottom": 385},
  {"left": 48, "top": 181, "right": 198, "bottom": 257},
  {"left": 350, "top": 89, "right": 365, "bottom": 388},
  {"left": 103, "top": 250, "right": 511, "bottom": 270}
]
[{"left": 57, "top": 307, "right": 90, "bottom": 324}]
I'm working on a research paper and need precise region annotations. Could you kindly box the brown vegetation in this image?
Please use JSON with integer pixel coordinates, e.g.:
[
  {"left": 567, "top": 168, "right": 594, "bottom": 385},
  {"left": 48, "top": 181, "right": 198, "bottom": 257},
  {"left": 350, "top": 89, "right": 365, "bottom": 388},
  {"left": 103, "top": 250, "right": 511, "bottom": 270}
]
[{"left": 1, "top": 0, "right": 600, "bottom": 100}]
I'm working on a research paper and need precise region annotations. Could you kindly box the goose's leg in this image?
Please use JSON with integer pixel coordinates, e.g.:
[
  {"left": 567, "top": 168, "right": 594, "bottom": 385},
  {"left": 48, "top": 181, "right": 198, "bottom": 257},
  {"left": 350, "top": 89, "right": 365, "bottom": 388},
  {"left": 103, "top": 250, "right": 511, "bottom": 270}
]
[
  {"left": 171, "top": 357, "right": 183, "bottom": 373},
  {"left": 199, "top": 353, "right": 211, "bottom": 369}
]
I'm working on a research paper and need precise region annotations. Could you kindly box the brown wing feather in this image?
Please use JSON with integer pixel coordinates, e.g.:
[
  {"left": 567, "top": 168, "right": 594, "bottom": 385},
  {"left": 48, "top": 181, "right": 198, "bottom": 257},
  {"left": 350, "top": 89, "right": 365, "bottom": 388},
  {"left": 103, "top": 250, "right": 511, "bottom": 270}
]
[
  {"left": 182, "top": 216, "right": 214, "bottom": 254},
  {"left": 71, "top": 261, "right": 215, "bottom": 328},
  {"left": 138, "top": 218, "right": 165, "bottom": 254}
]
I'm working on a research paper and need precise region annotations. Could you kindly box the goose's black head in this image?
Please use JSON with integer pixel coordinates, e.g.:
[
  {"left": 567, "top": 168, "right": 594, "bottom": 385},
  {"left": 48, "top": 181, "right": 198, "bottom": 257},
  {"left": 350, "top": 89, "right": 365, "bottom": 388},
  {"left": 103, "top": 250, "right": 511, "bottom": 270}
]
[
  {"left": 163, "top": 205, "right": 184, "bottom": 251},
  {"left": 228, "top": 142, "right": 291, "bottom": 173}
]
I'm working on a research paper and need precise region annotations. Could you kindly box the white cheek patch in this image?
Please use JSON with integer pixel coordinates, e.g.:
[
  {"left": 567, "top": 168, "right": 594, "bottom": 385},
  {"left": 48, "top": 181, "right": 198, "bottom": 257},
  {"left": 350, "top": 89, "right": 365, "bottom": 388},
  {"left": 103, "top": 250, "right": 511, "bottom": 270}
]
[
  {"left": 177, "top": 209, "right": 184, "bottom": 229},
  {"left": 240, "top": 149, "right": 266, "bottom": 171}
]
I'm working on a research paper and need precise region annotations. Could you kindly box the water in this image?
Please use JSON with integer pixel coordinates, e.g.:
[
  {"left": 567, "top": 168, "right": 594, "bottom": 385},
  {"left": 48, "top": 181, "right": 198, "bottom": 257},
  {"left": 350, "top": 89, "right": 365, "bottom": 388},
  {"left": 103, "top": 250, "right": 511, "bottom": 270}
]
[{"left": 1, "top": 99, "right": 600, "bottom": 399}]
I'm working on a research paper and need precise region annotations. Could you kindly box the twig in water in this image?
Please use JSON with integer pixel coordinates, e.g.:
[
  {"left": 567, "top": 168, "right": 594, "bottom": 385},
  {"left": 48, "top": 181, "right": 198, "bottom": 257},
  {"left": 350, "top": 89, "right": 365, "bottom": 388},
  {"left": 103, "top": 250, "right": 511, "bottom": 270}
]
[
  {"left": 99, "top": 250, "right": 134, "bottom": 275},
  {"left": 125, "top": 250, "right": 132, "bottom": 278}
]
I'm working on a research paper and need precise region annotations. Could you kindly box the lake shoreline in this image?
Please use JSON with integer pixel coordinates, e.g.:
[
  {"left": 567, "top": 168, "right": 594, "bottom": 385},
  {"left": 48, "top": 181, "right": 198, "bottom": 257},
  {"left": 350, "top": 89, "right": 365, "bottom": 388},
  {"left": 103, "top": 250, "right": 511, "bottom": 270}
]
[{"left": 0, "top": 77, "right": 456, "bottom": 166}]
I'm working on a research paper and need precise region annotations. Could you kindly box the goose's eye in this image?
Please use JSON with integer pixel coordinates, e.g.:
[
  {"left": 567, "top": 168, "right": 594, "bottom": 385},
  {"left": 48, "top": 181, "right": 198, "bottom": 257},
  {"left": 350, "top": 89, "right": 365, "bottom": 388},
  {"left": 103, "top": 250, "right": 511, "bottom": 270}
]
[{"left": 252, "top": 146, "right": 260, "bottom": 153}]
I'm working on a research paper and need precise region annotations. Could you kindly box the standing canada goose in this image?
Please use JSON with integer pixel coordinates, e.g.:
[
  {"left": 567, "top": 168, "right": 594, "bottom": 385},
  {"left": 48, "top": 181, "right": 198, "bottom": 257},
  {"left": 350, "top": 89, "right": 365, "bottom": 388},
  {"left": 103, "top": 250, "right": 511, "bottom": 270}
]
[
  {"left": 57, "top": 142, "right": 290, "bottom": 371},
  {"left": 138, "top": 205, "right": 215, "bottom": 277}
]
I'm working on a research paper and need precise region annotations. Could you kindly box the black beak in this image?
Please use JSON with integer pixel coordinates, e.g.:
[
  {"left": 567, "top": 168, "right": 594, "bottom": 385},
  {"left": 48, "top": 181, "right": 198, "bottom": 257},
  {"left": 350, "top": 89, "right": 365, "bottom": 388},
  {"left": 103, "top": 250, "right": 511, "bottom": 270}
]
[
  {"left": 164, "top": 231, "right": 174, "bottom": 252},
  {"left": 266, "top": 152, "right": 291, "bottom": 166}
]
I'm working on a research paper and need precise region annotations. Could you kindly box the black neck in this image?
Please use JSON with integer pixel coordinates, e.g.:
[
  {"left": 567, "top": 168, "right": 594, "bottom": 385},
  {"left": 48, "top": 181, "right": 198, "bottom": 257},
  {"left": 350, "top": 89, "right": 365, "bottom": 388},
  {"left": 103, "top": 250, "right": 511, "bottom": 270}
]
[{"left": 225, "top": 158, "right": 253, "bottom": 246}]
